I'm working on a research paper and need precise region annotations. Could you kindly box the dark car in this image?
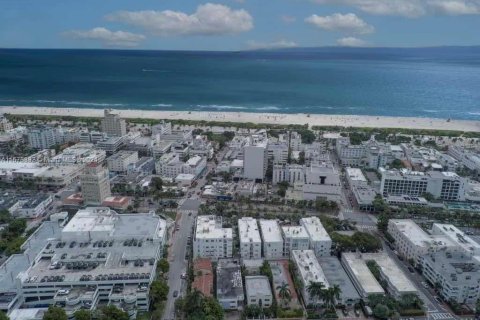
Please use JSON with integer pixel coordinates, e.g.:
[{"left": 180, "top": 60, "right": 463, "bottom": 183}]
[{"left": 173, "top": 290, "right": 179, "bottom": 298}]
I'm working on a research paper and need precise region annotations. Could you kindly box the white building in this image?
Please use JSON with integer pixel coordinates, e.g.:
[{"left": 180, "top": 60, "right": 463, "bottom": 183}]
[
  {"left": 272, "top": 164, "right": 304, "bottom": 186},
  {"left": 267, "top": 142, "right": 289, "bottom": 164},
  {"left": 155, "top": 153, "right": 206, "bottom": 180},
  {"left": 431, "top": 224, "right": 480, "bottom": 258},
  {"left": 258, "top": 219, "right": 283, "bottom": 259},
  {"left": 12, "top": 207, "right": 167, "bottom": 317},
  {"left": 80, "top": 164, "right": 111, "bottom": 205},
  {"left": 361, "top": 253, "right": 418, "bottom": 298},
  {"left": 0, "top": 114, "right": 13, "bottom": 132},
  {"left": 345, "top": 167, "right": 368, "bottom": 187},
  {"left": 282, "top": 226, "right": 309, "bottom": 256},
  {"left": 300, "top": 217, "right": 332, "bottom": 257},
  {"left": 341, "top": 252, "right": 385, "bottom": 298},
  {"left": 387, "top": 219, "right": 456, "bottom": 265},
  {"left": 238, "top": 217, "right": 262, "bottom": 260},
  {"left": 194, "top": 215, "right": 233, "bottom": 260},
  {"left": 336, "top": 137, "right": 365, "bottom": 167},
  {"left": 50, "top": 143, "right": 106, "bottom": 165},
  {"left": 101, "top": 109, "right": 127, "bottom": 137},
  {"left": 292, "top": 250, "right": 329, "bottom": 305},
  {"left": 107, "top": 151, "right": 139, "bottom": 174},
  {"left": 28, "top": 125, "right": 57, "bottom": 149},
  {"left": 422, "top": 250, "right": 480, "bottom": 305},
  {"left": 15, "top": 195, "right": 53, "bottom": 219},
  {"left": 380, "top": 169, "right": 466, "bottom": 201},
  {"left": 245, "top": 276, "right": 273, "bottom": 307},
  {"left": 243, "top": 135, "right": 268, "bottom": 182},
  {"left": 449, "top": 146, "right": 480, "bottom": 172}
]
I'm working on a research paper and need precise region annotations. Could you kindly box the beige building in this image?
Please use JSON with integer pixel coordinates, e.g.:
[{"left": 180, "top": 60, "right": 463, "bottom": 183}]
[
  {"left": 101, "top": 109, "right": 126, "bottom": 137},
  {"left": 80, "top": 164, "right": 111, "bottom": 205}
]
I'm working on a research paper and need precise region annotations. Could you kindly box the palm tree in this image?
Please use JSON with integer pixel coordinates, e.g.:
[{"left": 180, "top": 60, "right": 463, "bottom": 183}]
[
  {"left": 307, "top": 281, "right": 325, "bottom": 309},
  {"left": 322, "top": 285, "right": 342, "bottom": 311},
  {"left": 276, "top": 282, "right": 292, "bottom": 308}
]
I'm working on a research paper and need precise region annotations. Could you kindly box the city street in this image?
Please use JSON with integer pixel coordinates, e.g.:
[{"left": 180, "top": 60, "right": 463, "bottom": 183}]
[{"left": 161, "top": 149, "right": 224, "bottom": 319}]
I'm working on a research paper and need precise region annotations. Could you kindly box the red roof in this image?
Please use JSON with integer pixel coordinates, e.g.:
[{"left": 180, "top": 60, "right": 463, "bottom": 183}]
[{"left": 192, "top": 258, "right": 213, "bottom": 297}]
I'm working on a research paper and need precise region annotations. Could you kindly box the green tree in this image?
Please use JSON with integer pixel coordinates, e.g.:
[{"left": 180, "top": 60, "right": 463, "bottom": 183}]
[
  {"left": 276, "top": 282, "right": 292, "bottom": 308},
  {"left": 322, "top": 285, "right": 342, "bottom": 311},
  {"left": 99, "top": 305, "right": 129, "bottom": 320},
  {"left": 73, "top": 309, "right": 91, "bottom": 320},
  {"left": 203, "top": 296, "right": 224, "bottom": 319},
  {"left": 43, "top": 306, "right": 67, "bottom": 320},
  {"left": 150, "top": 280, "right": 169, "bottom": 304},
  {"left": 0, "top": 311, "right": 10, "bottom": 320},
  {"left": 306, "top": 281, "right": 325, "bottom": 308},
  {"left": 157, "top": 258, "right": 170, "bottom": 274},
  {"left": 373, "top": 304, "right": 391, "bottom": 319}
]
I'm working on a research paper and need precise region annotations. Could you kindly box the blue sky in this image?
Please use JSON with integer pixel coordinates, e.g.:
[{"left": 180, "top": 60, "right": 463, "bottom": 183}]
[{"left": 1, "top": 0, "right": 480, "bottom": 50}]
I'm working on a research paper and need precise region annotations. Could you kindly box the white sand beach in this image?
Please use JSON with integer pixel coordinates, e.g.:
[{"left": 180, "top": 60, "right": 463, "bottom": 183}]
[{"left": 1, "top": 106, "right": 479, "bottom": 132}]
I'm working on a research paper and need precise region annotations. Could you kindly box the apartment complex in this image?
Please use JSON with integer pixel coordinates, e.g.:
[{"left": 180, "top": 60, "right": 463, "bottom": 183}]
[
  {"left": 193, "top": 215, "right": 233, "bottom": 260},
  {"left": 282, "top": 226, "right": 310, "bottom": 256},
  {"left": 292, "top": 250, "right": 329, "bottom": 305},
  {"left": 300, "top": 217, "right": 332, "bottom": 257},
  {"left": 380, "top": 169, "right": 466, "bottom": 201},
  {"left": 27, "top": 125, "right": 57, "bottom": 149},
  {"left": 422, "top": 250, "right": 480, "bottom": 304},
  {"left": 243, "top": 135, "right": 268, "bottom": 182},
  {"left": 238, "top": 217, "right": 262, "bottom": 259},
  {"left": 387, "top": 219, "right": 455, "bottom": 265},
  {"left": 107, "top": 150, "right": 139, "bottom": 174},
  {"left": 258, "top": 219, "right": 284, "bottom": 259}
]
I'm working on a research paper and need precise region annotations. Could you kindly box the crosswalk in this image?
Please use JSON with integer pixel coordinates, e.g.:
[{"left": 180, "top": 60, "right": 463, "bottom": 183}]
[
  {"left": 430, "top": 312, "right": 455, "bottom": 319},
  {"left": 356, "top": 224, "right": 377, "bottom": 230}
]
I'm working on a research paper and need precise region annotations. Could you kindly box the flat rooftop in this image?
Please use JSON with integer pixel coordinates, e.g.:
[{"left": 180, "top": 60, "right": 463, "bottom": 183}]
[
  {"left": 238, "top": 217, "right": 261, "bottom": 244},
  {"left": 292, "top": 250, "right": 329, "bottom": 287},
  {"left": 245, "top": 276, "right": 272, "bottom": 297},
  {"left": 258, "top": 219, "right": 283, "bottom": 243},
  {"left": 342, "top": 252, "right": 384, "bottom": 296},
  {"left": 318, "top": 257, "right": 360, "bottom": 301},
  {"left": 195, "top": 215, "right": 232, "bottom": 240},
  {"left": 346, "top": 167, "right": 367, "bottom": 183},
  {"left": 362, "top": 253, "right": 417, "bottom": 294},
  {"left": 282, "top": 226, "right": 309, "bottom": 239},
  {"left": 300, "top": 217, "right": 330, "bottom": 242},
  {"left": 216, "top": 260, "right": 243, "bottom": 299},
  {"left": 432, "top": 224, "right": 480, "bottom": 255}
]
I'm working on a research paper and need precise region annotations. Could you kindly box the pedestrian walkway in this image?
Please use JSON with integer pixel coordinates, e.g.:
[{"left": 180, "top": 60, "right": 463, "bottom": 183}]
[
  {"left": 356, "top": 224, "right": 377, "bottom": 230},
  {"left": 430, "top": 312, "right": 455, "bottom": 319}
]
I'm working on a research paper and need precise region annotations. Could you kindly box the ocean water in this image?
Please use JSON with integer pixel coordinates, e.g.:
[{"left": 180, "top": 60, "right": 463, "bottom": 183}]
[{"left": 0, "top": 47, "right": 479, "bottom": 120}]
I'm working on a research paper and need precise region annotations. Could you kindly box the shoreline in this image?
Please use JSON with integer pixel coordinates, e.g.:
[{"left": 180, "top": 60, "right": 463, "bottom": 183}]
[{"left": 1, "top": 106, "right": 479, "bottom": 132}]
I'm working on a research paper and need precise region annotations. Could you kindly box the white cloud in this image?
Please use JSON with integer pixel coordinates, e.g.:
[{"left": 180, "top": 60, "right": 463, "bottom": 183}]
[
  {"left": 336, "top": 36, "right": 368, "bottom": 46},
  {"left": 311, "top": 0, "right": 480, "bottom": 17},
  {"left": 64, "top": 27, "right": 145, "bottom": 47},
  {"left": 247, "top": 39, "right": 298, "bottom": 50},
  {"left": 305, "top": 13, "right": 374, "bottom": 34},
  {"left": 106, "top": 3, "right": 253, "bottom": 36},
  {"left": 428, "top": 0, "right": 480, "bottom": 15}
]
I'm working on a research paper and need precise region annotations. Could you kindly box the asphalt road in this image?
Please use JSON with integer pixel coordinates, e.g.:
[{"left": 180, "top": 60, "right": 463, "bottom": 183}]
[{"left": 162, "top": 149, "right": 225, "bottom": 319}]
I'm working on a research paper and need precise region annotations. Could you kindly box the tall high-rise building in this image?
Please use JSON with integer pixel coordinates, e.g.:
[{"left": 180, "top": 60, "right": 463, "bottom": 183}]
[
  {"left": 101, "top": 109, "right": 127, "bottom": 137},
  {"left": 243, "top": 135, "right": 268, "bottom": 182},
  {"left": 80, "top": 163, "right": 111, "bottom": 205}
]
